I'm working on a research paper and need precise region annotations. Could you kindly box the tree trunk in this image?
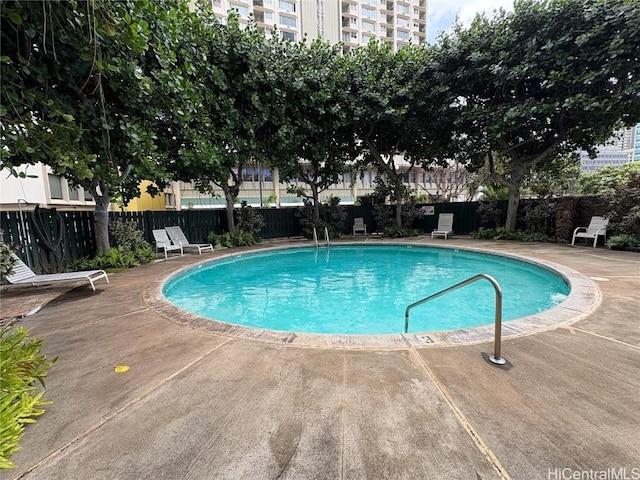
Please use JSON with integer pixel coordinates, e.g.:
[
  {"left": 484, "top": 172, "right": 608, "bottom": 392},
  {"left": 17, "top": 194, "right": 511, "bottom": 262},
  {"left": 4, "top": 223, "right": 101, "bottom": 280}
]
[
  {"left": 394, "top": 181, "right": 403, "bottom": 227},
  {"left": 312, "top": 183, "right": 320, "bottom": 221},
  {"left": 93, "top": 182, "right": 111, "bottom": 254},
  {"left": 489, "top": 159, "right": 526, "bottom": 232},
  {"left": 505, "top": 187, "right": 521, "bottom": 232},
  {"left": 223, "top": 185, "right": 235, "bottom": 230}
]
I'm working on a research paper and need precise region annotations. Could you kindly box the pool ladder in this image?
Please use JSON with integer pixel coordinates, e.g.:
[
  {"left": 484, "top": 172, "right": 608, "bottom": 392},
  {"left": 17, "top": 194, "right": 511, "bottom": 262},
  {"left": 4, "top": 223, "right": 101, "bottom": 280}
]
[
  {"left": 404, "top": 274, "right": 506, "bottom": 366},
  {"left": 313, "top": 226, "right": 329, "bottom": 247}
]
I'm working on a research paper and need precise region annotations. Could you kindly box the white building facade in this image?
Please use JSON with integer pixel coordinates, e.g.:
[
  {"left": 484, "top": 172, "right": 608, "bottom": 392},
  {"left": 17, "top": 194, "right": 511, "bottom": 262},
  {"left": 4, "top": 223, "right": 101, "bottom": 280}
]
[
  {"left": 579, "top": 126, "right": 637, "bottom": 173},
  {"left": 203, "top": 0, "right": 427, "bottom": 51}
]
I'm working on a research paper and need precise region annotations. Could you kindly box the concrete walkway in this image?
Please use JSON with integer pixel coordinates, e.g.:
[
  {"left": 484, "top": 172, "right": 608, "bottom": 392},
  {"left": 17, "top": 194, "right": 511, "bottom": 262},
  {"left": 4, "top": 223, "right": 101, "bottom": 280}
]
[{"left": 3, "top": 238, "right": 639, "bottom": 480}]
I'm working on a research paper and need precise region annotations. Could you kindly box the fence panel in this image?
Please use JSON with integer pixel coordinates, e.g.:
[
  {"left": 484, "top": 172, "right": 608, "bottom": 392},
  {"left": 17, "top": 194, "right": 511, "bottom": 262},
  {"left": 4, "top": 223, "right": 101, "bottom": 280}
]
[
  {"left": 2, "top": 197, "right": 609, "bottom": 275},
  {"left": 258, "top": 208, "right": 300, "bottom": 238}
]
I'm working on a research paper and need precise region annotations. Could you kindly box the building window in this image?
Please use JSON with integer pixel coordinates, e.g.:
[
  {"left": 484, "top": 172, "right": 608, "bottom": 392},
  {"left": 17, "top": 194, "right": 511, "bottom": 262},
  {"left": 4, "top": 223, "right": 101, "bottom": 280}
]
[
  {"left": 362, "top": 20, "right": 375, "bottom": 32},
  {"left": 279, "top": 14, "right": 296, "bottom": 28},
  {"left": 229, "top": 4, "right": 250, "bottom": 17},
  {"left": 262, "top": 169, "right": 273, "bottom": 182},
  {"left": 281, "top": 31, "right": 296, "bottom": 41},
  {"left": 243, "top": 168, "right": 256, "bottom": 183},
  {"left": 362, "top": 35, "right": 372, "bottom": 44},
  {"left": 397, "top": 30, "right": 410, "bottom": 40},
  {"left": 402, "top": 172, "right": 415, "bottom": 183},
  {"left": 279, "top": 0, "right": 295, "bottom": 12},
  {"left": 165, "top": 193, "right": 175, "bottom": 208},
  {"left": 84, "top": 189, "right": 93, "bottom": 201},
  {"left": 48, "top": 174, "right": 63, "bottom": 199},
  {"left": 362, "top": 7, "right": 376, "bottom": 19},
  {"left": 397, "top": 4, "right": 410, "bottom": 15},
  {"left": 68, "top": 186, "right": 80, "bottom": 201},
  {"left": 264, "top": 11, "right": 273, "bottom": 22}
]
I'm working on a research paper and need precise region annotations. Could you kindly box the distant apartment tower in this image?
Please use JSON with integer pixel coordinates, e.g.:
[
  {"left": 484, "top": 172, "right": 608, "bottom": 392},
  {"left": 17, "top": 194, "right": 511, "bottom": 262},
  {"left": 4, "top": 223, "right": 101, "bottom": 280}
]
[
  {"left": 202, "top": 0, "right": 428, "bottom": 50},
  {"left": 634, "top": 123, "right": 640, "bottom": 162},
  {"left": 579, "top": 126, "right": 636, "bottom": 173},
  {"left": 336, "top": 0, "right": 428, "bottom": 52}
]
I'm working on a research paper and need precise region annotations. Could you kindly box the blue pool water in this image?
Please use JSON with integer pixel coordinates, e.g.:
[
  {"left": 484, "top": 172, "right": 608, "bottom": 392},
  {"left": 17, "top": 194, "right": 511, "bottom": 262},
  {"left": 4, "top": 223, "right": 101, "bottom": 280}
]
[{"left": 163, "top": 245, "right": 569, "bottom": 335}]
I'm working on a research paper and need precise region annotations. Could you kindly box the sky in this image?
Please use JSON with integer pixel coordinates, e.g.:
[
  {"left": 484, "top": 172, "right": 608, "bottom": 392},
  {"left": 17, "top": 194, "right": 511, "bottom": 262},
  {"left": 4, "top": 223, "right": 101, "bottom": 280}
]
[{"left": 427, "top": 0, "right": 515, "bottom": 43}]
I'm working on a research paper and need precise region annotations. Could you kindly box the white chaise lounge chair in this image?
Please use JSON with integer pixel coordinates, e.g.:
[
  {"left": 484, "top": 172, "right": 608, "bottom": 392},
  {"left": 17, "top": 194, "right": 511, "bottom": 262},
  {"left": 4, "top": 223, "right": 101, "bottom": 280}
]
[
  {"left": 431, "top": 213, "right": 454, "bottom": 239},
  {"left": 571, "top": 216, "right": 609, "bottom": 247},
  {"left": 6, "top": 253, "right": 108, "bottom": 291},
  {"left": 152, "top": 229, "right": 183, "bottom": 259},
  {"left": 165, "top": 226, "right": 214, "bottom": 254},
  {"left": 353, "top": 217, "right": 367, "bottom": 235}
]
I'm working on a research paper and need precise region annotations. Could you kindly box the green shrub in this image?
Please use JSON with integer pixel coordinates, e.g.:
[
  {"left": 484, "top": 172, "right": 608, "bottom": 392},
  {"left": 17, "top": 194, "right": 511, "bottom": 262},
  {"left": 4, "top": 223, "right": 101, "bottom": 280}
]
[
  {"left": 0, "top": 230, "right": 17, "bottom": 281},
  {"left": 383, "top": 225, "right": 420, "bottom": 238},
  {"left": 401, "top": 202, "right": 423, "bottom": 229},
  {"left": 477, "top": 201, "right": 502, "bottom": 229},
  {"left": 68, "top": 244, "right": 156, "bottom": 271},
  {"left": 523, "top": 199, "right": 557, "bottom": 237},
  {"left": 604, "top": 170, "right": 640, "bottom": 238},
  {"left": 207, "top": 228, "right": 261, "bottom": 248},
  {"left": 606, "top": 234, "right": 640, "bottom": 251},
  {"left": 471, "top": 227, "right": 553, "bottom": 242},
  {"left": 236, "top": 206, "right": 265, "bottom": 236},
  {"left": 68, "top": 221, "right": 155, "bottom": 271},
  {"left": 109, "top": 220, "right": 149, "bottom": 252},
  {"left": 0, "top": 327, "right": 57, "bottom": 469},
  {"left": 373, "top": 204, "right": 394, "bottom": 232},
  {"left": 296, "top": 196, "right": 347, "bottom": 239}
]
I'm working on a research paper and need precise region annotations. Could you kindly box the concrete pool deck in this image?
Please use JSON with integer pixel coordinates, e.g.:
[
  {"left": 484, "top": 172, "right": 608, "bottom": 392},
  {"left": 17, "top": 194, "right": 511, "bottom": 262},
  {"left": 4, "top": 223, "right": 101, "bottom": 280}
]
[{"left": 2, "top": 237, "right": 639, "bottom": 480}]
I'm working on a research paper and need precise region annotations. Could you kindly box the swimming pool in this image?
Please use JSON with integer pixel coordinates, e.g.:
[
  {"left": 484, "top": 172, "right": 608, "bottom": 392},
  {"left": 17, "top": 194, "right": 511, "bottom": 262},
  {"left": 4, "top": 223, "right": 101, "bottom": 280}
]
[{"left": 162, "top": 245, "right": 570, "bottom": 335}]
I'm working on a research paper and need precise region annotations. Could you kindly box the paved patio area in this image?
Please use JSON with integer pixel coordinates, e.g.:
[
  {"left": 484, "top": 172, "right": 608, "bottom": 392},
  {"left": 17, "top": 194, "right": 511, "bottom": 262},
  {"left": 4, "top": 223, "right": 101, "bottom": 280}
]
[{"left": 2, "top": 237, "right": 639, "bottom": 480}]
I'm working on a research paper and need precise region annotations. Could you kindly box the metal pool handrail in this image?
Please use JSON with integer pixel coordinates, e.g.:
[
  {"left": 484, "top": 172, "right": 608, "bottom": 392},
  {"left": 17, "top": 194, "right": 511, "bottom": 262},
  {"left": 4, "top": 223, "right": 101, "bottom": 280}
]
[
  {"left": 313, "top": 227, "right": 330, "bottom": 247},
  {"left": 404, "top": 274, "right": 506, "bottom": 366}
]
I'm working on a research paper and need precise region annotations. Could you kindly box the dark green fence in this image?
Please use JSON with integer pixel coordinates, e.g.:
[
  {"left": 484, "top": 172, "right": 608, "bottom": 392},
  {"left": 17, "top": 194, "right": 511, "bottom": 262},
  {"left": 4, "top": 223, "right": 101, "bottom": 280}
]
[{"left": 1, "top": 197, "right": 607, "bottom": 275}]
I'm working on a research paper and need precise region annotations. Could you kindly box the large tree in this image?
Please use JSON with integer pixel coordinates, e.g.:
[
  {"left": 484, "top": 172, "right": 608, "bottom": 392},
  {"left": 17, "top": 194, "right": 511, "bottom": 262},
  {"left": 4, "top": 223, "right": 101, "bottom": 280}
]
[
  {"left": 346, "top": 41, "right": 455, "bottom": 227},
  {"left": 1, "top": 0, "right": 203, "bottom": 252},
  {"left": 162, "top": 13, "right": 290, "bottom": 230},
  {"left": 273, "top": 39, "right": 356, "bottom": 221},
  {"left": 438, "top": 0, "right": 640, "bottom": 231}
]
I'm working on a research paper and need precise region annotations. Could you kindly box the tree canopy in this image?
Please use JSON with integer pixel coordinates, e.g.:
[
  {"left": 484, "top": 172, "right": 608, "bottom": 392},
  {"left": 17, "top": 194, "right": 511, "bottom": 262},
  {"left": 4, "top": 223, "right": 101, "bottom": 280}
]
[
  {"left": 437, "top": 0, "right": 640, "bottom": 230},
  {"left": 2, "top": 0, "right": 639, "bottom": 247},
  {"left": 1, "top": 0, "right": 203, "bottom": 252},
  {"left": 346, "top": 41, "right": 456, "bottom": 226},
  {"left": 272, "top": 39, "right": 356, "bottom": 221}
]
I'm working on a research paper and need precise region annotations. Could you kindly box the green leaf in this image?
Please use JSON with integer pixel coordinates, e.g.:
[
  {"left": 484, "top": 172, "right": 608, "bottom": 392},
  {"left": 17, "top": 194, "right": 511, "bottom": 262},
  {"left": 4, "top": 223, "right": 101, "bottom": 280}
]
[{"left": 8, "top": 11, "right": 22, "bottom": 25}]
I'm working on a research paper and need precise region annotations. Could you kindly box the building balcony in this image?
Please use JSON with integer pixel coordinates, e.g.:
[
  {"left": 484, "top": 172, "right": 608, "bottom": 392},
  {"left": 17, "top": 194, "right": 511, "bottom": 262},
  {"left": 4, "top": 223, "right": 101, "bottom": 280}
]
[
  {"left": 342, "top": 3, "right": 357, "bottom": 13},
  {"left": 342, "top": 17, "right": 358, "bottom": 29}
]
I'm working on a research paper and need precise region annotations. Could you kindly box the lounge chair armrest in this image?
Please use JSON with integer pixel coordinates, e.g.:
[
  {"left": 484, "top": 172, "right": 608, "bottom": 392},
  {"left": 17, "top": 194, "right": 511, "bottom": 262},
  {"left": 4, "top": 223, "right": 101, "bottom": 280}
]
[{"left": 572, "top": 226, "right": 587, "bottom": 236}]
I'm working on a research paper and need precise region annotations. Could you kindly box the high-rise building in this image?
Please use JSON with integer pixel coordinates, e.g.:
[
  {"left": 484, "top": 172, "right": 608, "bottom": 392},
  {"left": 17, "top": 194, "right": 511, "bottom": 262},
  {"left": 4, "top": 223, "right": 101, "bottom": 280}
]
[
  {"left": 178, "top": 1, "right": 432, "bottom": 209},
  {"left": 578, "top": 126, "right": 636, "bottom": 173},
  {"left": 634, "top": 123, "right": 640, "bottom": 162},
  {"left": 202, "top": 0, "right": 428, "bottom": 51}
]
